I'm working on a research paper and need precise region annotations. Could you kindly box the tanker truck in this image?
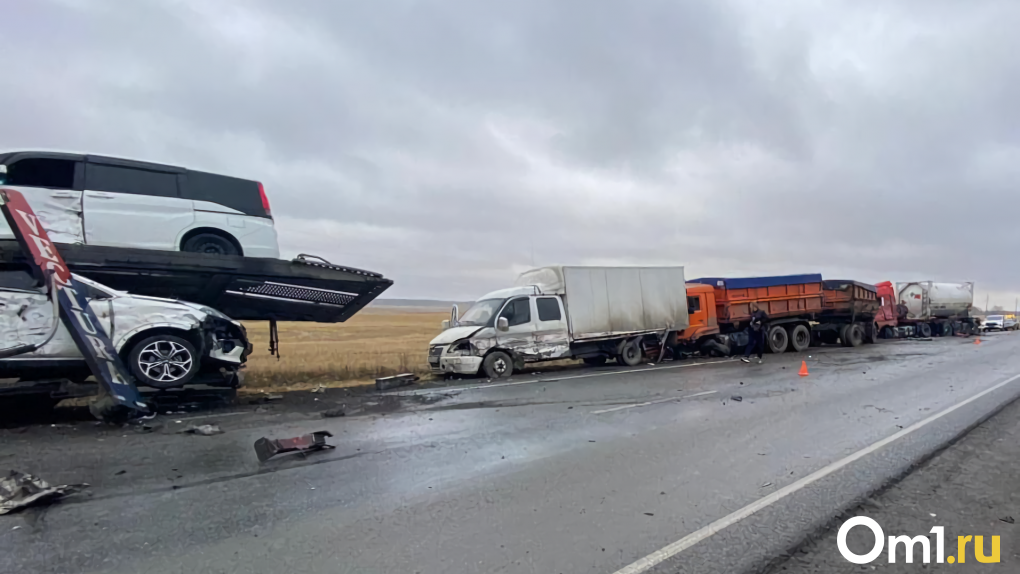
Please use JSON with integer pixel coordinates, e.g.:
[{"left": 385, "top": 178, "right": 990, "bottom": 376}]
[
  {"left": 427, "top": 266, "right": 689, "bottom": 378},
  {"left": 878, "top": 281, "right": 978, "bottom": 337}
]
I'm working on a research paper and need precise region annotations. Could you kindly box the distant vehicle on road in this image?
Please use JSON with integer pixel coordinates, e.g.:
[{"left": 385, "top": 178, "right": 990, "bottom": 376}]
[
  {"left": 0, "top": 151, "right": 278, "bottom": 257},
  {"left": 981, "top": 315, "right": 1017, "bottom": 331},
  {"left": 0, "top": 270, "right": 251, "bottom": 391},
  {"left": 429, "top": 266, "right": 689, "bottom": 378}
]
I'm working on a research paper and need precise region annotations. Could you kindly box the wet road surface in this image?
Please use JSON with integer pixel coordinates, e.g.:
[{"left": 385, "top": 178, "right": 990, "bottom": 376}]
[{"left": 3, "top": 333, "right": 1020, "bottom": 574}]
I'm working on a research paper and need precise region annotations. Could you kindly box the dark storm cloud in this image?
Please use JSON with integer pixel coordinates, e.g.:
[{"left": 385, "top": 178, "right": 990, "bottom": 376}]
[{"left": 1, "top": 0, "right": 1019, "bottom": 304}]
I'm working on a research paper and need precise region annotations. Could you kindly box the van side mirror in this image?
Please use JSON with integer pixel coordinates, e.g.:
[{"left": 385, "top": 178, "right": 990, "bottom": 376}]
[
  {"left": 497, "top": 317, "right": 509, "bottom": 332},
  {"left": 441, "top": 320, "right": 450, "bottom": 330},
  {"left": 0, "top": 165, "right": 6, "bottom": 185},
  {"left": 451, "top": 304, "right": 459, "bottom": 327}
]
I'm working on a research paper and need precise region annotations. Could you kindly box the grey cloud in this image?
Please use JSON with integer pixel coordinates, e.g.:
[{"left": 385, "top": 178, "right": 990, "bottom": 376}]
[{"left": 1, "top": 0, "right": 1019, "bottom": 303}]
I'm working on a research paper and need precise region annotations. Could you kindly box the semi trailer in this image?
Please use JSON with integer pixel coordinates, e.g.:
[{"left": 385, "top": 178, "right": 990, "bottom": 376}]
[
  {"left": 676, "top": 274, "right": 882, "bottom": 356},
  {"left": 875, "top": 281, "right": 978, "bottom": 337}
]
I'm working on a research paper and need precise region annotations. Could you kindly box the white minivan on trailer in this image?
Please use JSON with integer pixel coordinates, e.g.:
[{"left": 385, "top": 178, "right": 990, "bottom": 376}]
[
  {"left": 428, "top": 266, "right": 690, "bottom": 379},
  {"left": 0, "top": 151, "right": 279, "bottom": 258}
]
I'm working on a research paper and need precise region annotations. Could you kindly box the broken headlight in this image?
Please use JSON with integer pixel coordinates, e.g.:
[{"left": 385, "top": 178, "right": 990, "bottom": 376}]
[{"left": 447, "top": 340, "right": 475, "bottom": 356}]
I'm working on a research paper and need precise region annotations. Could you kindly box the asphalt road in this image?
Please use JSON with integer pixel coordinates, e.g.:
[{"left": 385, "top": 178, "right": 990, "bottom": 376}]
[
  {"left": 767, "top": 384, "right": 1020, "bottom": 572},
  {"left": 3, "top": 333, "right": 1020, "bottom": 574}
]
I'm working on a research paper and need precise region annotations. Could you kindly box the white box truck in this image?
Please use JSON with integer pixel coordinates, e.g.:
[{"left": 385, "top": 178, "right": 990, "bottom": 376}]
[{"left": 428, "top": 266, "right": 690, "bottom": 379}]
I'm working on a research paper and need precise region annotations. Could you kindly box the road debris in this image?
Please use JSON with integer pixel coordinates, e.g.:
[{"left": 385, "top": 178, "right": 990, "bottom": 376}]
[
  {"left": 761, "top": 481, "right": 773, "bottom": 488},
  {"left": 376, "top": 373, "right": 418, "bottom": 391},
  {"left": 310, "top": 384, "right": 327, "bottom": 394},
  {"left": 254, "top": 430, "right": 335, "bottom": 462},
  {"left": 1000, "top": 516, "right": 1015, "bottom": 524},
  {"left": 730, "top": 396, "right": 743, "bottom": 402},
  {"left": 179, "top": 424, "right": 223, "bottom": 436},
  {"left": 321, "top": 408, "right": 346, "bottom": 418},
  {"left": 248, "top": 393, "right": 283, "bottom": 405},
  {"left": 0, "top": 471, "right": 88, "bottom": 515}
]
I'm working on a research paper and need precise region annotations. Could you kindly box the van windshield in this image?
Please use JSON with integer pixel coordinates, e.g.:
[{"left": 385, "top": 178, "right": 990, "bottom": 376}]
[
  {"left": 987, "top": 315, "right": 1004, "bottom": 321},
  {"left": 458, "top": 298, "right": 505, "bottom": 327}
]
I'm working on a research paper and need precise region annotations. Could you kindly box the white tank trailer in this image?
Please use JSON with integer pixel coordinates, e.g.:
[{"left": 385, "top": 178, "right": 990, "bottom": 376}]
[{"left": 894, "top": 281, "right": 977, "bottom": 337}]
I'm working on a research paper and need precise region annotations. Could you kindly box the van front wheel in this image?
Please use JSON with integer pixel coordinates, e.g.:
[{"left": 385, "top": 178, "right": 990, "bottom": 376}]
[
  {"left": 182, "top": 233, "right": 240, "bottom": 256},
  {"left": 483, "top": 351, "right": 514, "bottom": 379}
]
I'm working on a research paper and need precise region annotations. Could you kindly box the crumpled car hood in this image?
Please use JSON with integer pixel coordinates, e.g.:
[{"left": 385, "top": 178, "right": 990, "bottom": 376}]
[{"left": 429, "top": 326, "right": 482, "bottom": 346}]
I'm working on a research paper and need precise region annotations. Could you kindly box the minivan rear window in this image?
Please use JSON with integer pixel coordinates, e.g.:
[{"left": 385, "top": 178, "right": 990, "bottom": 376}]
[
  {"left": 183, "top": 171, "right": 266, "bottom": 218},
  {"left": 85, "top": 163, "right": 179, "bottom": 197}
]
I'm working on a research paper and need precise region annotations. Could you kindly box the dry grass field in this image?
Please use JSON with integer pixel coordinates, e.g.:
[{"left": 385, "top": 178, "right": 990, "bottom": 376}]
[{"left": 241, "top": 308, "right": 448, "bottom": 389}]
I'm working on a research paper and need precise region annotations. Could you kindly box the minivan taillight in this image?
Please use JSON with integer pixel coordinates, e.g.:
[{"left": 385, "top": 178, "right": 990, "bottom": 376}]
[{"left": 258, "top": 182, "right": 272, "bottom": 218}]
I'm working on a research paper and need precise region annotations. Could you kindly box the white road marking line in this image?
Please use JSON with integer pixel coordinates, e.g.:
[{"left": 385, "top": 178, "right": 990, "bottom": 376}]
[
  {"left": 611, "top": 371, "right": 1020, "bottom": 574},
  {"left": 591, "top": 390, "right": 718, "bottom": 414},
  {"left": 387, "top": 359, "right": 737, "bottom": 397}
]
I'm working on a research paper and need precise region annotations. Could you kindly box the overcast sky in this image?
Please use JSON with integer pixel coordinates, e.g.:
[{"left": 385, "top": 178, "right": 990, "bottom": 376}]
[{"left": 3, "top": 0, "right": 1020, "bottom": 307}]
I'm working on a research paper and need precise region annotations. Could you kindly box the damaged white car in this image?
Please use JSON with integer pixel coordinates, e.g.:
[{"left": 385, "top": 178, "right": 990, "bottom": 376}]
[{"left": 0, "top": 270, "right": 250, "bottom": 389}]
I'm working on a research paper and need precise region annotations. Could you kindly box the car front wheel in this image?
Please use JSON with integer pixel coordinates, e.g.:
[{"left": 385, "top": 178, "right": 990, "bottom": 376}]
[{"left": 128, "top": 334, "right": 200, "bottom": 389}]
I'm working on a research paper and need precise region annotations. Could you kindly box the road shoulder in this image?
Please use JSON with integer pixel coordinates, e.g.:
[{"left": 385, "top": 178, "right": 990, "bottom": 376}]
[{"left": 765, "top": 394, "right": 1020, "bottom": 572}]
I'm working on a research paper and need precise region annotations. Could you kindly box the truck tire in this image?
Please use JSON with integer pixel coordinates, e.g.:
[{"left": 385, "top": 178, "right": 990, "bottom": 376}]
[
  {"left": 866, "top": 322, "right": 879, "bottom": 344},
  {"left": 787, "top": 324, "right": 811, "bottom": 352},
  {"left": 942, "top": 322, "right": 955, "bottom": 337},
  {"left": 582, "top": 356, "right": 607, "bottom": 367},
  {"left": 766, "top": 325, "right": 789, "bottom": 354},
  {"left": 841, "top": 323, "right": 864, "bottom": 347},
  {"left": 483, "top": 351, "right": 513, "bottom": 379},
  {"left": 918, "top": 322, "right": 932, "bottom": 338},
  {"left": 618, "top": 339, "right": 643, "bottom": 366}
]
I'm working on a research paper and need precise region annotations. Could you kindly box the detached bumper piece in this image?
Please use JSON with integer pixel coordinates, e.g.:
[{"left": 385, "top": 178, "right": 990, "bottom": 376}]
[
  {"left": 254, "top": 430, "right": 335, "bottom": 462},
  {"left": 0, "top": 470, "right": 87, "bottom": 515}
]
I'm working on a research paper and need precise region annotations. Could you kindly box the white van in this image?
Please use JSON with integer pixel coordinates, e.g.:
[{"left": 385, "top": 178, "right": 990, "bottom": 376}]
[{"left": 0, "top": 151, "right": 279, "bottom": 258}]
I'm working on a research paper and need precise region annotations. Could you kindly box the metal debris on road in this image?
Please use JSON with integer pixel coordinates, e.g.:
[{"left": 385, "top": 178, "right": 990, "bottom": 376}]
[
  {"left": 731, "top": 396, "right": 743, "bottom": 402},
  {"left": 0, "top": 471, "right": 88, "bottom": 515},
  {"left": 254, "top": 431, "right": 335, "bottom": 462},
  {"left": 179, "top": 424, "right": 223, "bottom": 436},
  {"left": 760, "top": 481, "right": 773, "bottom": 488},
  {"left": 1000, "top": 516, "right": 1015, "bottom": 524},
  {"left": 376, "top": 373, "right": 418, "bottom": 391}
]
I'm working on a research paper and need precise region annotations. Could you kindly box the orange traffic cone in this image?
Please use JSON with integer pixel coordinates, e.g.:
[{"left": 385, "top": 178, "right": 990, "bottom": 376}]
[
  {"left": 798, "top": 360, "right": 809, "bottom": 377},
  {"left": 974, "top": 337, "right": 981, "bottom": 345}
]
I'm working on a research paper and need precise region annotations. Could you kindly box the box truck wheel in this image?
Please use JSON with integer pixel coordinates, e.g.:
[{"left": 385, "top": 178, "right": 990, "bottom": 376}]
[
  {"left": 766, "top": 326, "right": 789, "bottom": 354},
  {"left": 618, "top": 339, "right": 643, "bottom": 366},
  {"left": 483, "top": 351, "right": 514, "bottom": 379},
  {"left": 787, "top": 324, "right": 811, "bottom": 352},
  {"left": 918, "top": 322, "right": 932, "bottom": 338}
]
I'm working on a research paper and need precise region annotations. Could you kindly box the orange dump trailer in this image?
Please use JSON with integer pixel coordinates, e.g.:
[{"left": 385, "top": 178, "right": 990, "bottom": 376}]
[{"left": 678, "top": 274, "right": 881, "bottom": 356}]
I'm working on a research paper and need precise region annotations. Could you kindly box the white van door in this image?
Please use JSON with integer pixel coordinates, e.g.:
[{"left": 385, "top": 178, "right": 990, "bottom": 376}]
[
  {"left": 82, "top": 162, "right": 194, "bottom": 251},
  {"left": 495, "top": 297, "right": 538, "bottom": 358},
  {"left": 0, "top": 157, "right": 84, "bottom": 245}
]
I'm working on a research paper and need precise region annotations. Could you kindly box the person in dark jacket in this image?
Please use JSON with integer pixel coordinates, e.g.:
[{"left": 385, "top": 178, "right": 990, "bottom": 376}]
[{"left": 741, "top": 303, "right": 769, "bottom": 363}]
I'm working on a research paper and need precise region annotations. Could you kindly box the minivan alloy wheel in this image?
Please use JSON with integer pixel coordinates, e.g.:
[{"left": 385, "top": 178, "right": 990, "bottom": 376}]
[{"left": 138, "top": 340, "right": 194, "bottom": 383}]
